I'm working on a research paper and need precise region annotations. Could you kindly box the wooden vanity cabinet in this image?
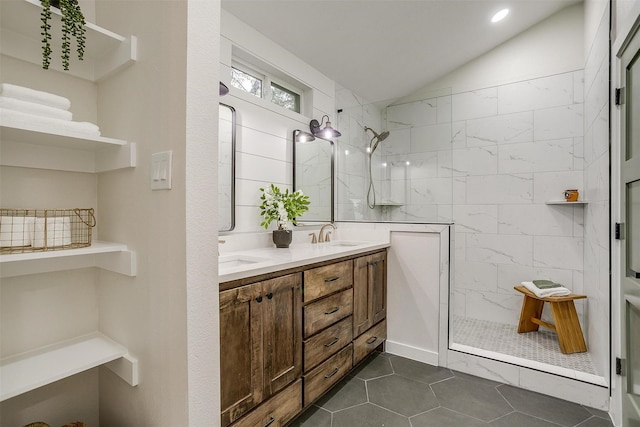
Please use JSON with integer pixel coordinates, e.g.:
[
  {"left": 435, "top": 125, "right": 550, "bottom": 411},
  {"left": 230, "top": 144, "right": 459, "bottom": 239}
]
[
  {"left": 353, "top": 251, "right": 387, "bottom": 337},
  {"left": 220, "top": 249, "right": 387, "bottom": 426},
  {"left": 220, "top": 273, "right": 302, "bottom": 427}
]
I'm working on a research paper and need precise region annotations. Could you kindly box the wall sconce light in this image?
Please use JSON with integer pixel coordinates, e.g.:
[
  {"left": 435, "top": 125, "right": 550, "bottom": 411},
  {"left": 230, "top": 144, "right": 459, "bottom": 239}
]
[
  {"left": 293, "top": 129, "right": 316, "bottom": 143},
  {"left": 219, "top": 82, "right": 229, "bottom": 96},
  {"left": 310, "top": 115, "right": 341, "bottom": 138}
]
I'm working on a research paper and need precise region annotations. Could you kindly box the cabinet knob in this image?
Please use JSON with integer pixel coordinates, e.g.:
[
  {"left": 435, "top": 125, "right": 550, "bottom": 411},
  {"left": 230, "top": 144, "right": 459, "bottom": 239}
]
[
  {"left": 266, "top": 292, "right": 273, "bottom": 300},
  {"left": 255, "top": 295, "right": 263, "bottom": 303},
  {"left": 324, "top": 337, "right": 340, "bottom": 348},
  {"left": 366, "top": 336, "right": 378, "bottom": 345},
  {"left": 324, "top": 276, "right": 340, "bottom": 283},
  {"left": 264, "top": 416, "right": 275, "bottom": 427}
]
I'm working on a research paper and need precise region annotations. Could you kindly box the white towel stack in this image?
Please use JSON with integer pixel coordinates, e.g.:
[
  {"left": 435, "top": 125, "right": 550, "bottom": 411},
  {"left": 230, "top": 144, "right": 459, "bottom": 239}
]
[
  {"left": 0, "top": 216, "right": 72, "bottom": 249},
  {"left": 521, "top": 280, "right": 572, "bottom": 298},
  {"left": 0, "top": 216, "right": 33, "bottom": 247},
  {"left": 0, "top": 83, "right": 101, "bottom": 136}
]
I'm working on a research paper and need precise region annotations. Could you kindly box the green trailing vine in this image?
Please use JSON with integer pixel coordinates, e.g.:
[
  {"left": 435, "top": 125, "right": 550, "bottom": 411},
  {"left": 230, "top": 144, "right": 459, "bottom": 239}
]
[
  {"left": 40, "top": 0, "right": 86, "bottom": 71},
  {"left": 40, "top": 0, "right": 52, "bottom": 69}
]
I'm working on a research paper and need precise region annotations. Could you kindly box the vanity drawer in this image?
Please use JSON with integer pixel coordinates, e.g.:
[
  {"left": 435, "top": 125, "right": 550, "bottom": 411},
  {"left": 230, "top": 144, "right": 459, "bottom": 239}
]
[
  {"left": 231, "top": 379, "right": 302, "bottom": 427},
  {"left": 303, "top": 289, "right": 353, "bottom": 338},
  {"left": 303, "top": 343, "right": 353, "bottom": 405},
  {"left": 353, "top": 319, "right": 387, "bottom": 366},
  {"left": 303, "top": 260, "right": 353, "bottom": 303},
  {"left": 304, "top": 315, "right": 353, "bottom": 372}
]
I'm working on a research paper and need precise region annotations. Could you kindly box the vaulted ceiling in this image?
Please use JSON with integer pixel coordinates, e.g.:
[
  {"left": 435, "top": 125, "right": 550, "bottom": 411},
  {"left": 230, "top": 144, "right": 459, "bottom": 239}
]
[{"left": 222, "top": 0, "right": 582, "bottom": 103}]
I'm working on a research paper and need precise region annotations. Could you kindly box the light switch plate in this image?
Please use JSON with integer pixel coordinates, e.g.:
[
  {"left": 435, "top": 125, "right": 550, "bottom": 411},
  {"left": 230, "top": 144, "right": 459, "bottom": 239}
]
[{"left": 151, "top": 150, "right": 172, "bottom": 190}]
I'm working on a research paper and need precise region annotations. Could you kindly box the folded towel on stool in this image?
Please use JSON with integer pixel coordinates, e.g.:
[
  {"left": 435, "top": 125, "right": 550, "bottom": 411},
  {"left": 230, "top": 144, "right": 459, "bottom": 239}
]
[
  {"left": 0, "top": 83, "right": 71, "bottom": 110},
  {"left": 522, "top": 281, "right": 571, "bottom": 298},
  {"left": 0, "top": 96, "right": 73, "bottom": 121}
]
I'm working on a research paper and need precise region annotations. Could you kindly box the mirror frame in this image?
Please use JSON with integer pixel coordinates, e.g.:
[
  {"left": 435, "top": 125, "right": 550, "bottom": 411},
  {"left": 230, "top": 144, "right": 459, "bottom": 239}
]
[
  {"left": 292, "top": 129, "right": 335, "bottom": 224},
  {"left": 219, "top": 103, "right": 236, "bottom": 232}
]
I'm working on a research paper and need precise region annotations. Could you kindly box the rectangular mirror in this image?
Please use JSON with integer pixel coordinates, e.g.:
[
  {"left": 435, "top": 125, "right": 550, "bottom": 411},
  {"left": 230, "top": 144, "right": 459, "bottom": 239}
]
[
  {"left": 293, "top": 130, "right": 334, "bottom": 223},
  {"left": 219, "top": 103, "right": 235, "bottom": 231}
]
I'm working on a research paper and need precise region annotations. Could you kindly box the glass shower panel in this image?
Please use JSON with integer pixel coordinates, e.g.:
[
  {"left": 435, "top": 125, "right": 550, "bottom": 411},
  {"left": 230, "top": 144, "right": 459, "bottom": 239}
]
[
  {"left": 335, "top": 90, "right": 453, "bottom": 224},
  {"left": 627, "top": 48, "right": 640, "bottom": 160}
]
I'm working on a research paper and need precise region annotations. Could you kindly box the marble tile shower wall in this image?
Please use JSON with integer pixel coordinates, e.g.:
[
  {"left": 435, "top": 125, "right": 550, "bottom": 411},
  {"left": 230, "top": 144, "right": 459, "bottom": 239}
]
[{"left": 449, "top": 70, "right": 586, "bottom": 327}]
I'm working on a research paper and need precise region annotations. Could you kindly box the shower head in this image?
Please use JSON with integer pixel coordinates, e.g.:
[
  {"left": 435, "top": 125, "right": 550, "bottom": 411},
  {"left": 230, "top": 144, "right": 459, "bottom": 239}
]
[{"left": 364, "top": 126, "right": 390, "bottom": 154}]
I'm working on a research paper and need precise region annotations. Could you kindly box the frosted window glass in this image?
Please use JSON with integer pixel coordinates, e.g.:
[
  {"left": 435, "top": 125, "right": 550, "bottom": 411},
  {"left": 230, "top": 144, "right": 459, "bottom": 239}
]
[
  {"left": 627, "top": 300, "right": 640, "bottom": 396},
  {"left": 629, "top": 180, "right": 640, "bottom": 275},
  {"left": 627, "top": 50, "right": 640, "bottom": 160}
]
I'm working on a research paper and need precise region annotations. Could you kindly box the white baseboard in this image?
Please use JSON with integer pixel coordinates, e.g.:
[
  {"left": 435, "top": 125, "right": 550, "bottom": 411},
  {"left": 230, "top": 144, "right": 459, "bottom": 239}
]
[{"left": 384, "top": 340, "right": 439, "bottom": 366}]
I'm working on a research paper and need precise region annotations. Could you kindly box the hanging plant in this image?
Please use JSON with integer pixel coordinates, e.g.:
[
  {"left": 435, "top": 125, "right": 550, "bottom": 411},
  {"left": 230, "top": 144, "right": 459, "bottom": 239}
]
[{"left": 40, "top": 0, "right": 86, "bottom": 71}]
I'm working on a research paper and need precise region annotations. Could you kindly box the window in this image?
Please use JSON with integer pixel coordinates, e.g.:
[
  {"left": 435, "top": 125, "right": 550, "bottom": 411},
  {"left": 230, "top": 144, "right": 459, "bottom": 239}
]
[
  {"left": 229, "top": 62, "right": 302, "bottom": 114},
  {"left": 230, "top": 66, "right": 262, "bottom": 98}
]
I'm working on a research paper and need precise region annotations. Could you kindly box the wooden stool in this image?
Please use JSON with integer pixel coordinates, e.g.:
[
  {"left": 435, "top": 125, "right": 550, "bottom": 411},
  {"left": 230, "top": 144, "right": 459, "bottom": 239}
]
[{"left": 514, "top": 285, "right": 587, "bottom": 354}]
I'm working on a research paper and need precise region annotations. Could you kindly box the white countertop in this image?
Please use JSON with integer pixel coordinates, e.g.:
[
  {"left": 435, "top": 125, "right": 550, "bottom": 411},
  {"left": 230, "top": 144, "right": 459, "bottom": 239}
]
[{"left": 218, "top": 240, "right": 390, "bottom": 283}]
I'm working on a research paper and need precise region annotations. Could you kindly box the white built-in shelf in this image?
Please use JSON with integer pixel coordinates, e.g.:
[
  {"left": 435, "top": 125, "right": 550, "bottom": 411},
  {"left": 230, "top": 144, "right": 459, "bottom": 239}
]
[
  {"left": 0, "top": 241, "right": 137, "bottom": 278},
  {"left": 0, "top": 332, "right": 138, "bottom": 402},
  {"left": 0, "top": 0, "right": 137, "bottom": 81},
  {"left": 0, "top": 121, "right": 137, "bottom": 172},
  {"left": 546, "top": 200, "right": 589, "bottom": 205}
]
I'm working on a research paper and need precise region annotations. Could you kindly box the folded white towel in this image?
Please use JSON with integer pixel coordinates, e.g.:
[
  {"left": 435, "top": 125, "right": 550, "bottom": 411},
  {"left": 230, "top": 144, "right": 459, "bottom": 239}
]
[
  {"left": 0, "top": 83, "right": 71, "bottom": 110},
  {"left": 0, "top": 108, "right": 100, "bottom": 137},
  {"left": 0, "top": 216, "right": 34, "bottom": 247},
  {"left": 0, "top": 96, "right": 73, "bottom": 121},
  {"left": 31, "top": 216, "right": 72, "bottom": 248},
  {"left": 522, "top": 281, "right": 571, "bottom": 298}
]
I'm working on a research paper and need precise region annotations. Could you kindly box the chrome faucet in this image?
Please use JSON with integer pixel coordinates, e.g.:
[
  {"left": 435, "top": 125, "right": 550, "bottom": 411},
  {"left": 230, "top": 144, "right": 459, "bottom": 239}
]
[{"left": 318, "top": 223, "right": 337, "bottom": 243}]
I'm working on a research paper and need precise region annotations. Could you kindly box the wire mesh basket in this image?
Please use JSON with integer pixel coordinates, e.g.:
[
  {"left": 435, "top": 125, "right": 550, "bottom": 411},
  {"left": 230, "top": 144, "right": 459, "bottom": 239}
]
[{"left": 0, "top": 208, "right": 96, "bottom": 254}]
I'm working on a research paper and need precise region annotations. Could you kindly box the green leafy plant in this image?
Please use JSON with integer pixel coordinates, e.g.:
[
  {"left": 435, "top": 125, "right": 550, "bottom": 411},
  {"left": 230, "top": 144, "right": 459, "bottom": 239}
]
[
  {"left": 41, "top": 0, "right": 86, "bottom": 71},
  {"left": 259, "top": 184, "right": 310, "bottom": 230}
]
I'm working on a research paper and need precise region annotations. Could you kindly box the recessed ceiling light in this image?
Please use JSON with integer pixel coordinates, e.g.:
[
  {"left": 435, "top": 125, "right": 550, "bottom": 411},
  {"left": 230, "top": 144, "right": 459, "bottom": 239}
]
[{"left": 491, "top": 8, "right": 509, "bottom": 23}]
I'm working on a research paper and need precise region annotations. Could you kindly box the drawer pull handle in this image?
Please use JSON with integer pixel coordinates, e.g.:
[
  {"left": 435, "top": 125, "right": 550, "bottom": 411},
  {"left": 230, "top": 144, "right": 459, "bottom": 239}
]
[
  {"left": 366, "top": 336, "right": 378, "bottom": 345},
  {"left": 324, "top": 367, "right": 339, "bottom": 379},
  {"left": 324, "top": 337, "right": 340, "bottom": 347},
  {"left": 324, "top": 307, "right": 340, "bottom": 315},
  {"left": 324, "top": 276, "right": 340, "bottom": 283},
  {"left": 264, "top": 416, "right": 275, "bottom": 427},
  {"left": 266, "top": 292, "right": 273, "bottom": 299},
  {"left": 255, "top": 296, "right": 263, "bottom": 303}
]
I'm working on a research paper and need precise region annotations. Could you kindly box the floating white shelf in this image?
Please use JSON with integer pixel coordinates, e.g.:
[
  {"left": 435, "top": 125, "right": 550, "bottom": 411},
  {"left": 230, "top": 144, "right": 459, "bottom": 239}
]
[
  {"left": 0, "top": 0, "right": 137, "bottom": 81},
  {"left": 0, "top": 241, "right": 137, "bottom": 278},
  {"left": 0, "top": 121, "right": 136, "bottom": 172},
  {"left": 546, "top": 200, "right": 589, "bottom": 205},
  {"left": 0, "top": 332, "right": 138, "bottom": 402}
]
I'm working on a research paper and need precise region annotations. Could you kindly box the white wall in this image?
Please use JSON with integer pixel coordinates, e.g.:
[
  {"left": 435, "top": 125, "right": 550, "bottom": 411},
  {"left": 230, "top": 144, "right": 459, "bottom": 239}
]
[
  {"left": 1, "top": 0, "right": 219, "bottom": 425},
  {"left": 220, "top": 10, "right": 336, "bottom": 233}
]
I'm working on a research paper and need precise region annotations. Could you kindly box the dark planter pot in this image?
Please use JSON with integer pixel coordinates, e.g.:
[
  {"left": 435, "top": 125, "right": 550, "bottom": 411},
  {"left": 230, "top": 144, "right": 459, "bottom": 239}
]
[{"left": 272, "top": 230, "right": 292, "bottom": 248}]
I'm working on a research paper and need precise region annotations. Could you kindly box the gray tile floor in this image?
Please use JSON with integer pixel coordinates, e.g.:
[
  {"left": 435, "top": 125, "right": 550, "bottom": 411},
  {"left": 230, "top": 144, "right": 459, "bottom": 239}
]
[{"left": 289, "top": 352, "right": 613, "bottom": 427}]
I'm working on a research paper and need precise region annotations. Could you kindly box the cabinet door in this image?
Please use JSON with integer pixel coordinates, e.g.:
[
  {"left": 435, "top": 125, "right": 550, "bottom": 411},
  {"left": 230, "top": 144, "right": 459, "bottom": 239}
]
[
  {"left": 220, "top": 283, "right": 264, "bottom": 427},
  {"left": 370, "top": 251, "right": 387, "bottom": 325},
  {"left": 262, "top": 273, "right": 302, "bottom": 398},
  {"left": 353, "top": 252, "right": 387, "bottom": 337}
]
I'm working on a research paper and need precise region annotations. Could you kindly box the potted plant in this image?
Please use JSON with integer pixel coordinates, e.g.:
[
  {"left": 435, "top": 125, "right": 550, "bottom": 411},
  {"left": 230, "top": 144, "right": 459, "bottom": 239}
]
[
  {"left": 40, "top": 0, "right": 86, "bottom": 71},
  {"left": 259, "top": 184, "right": 310, "bottom": 248}
]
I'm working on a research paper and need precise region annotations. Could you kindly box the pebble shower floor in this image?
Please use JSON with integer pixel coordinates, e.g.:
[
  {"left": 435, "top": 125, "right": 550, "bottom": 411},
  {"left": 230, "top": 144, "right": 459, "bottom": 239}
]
[{"left": 452, "top": 316, "right": 597, "bottom": 375}]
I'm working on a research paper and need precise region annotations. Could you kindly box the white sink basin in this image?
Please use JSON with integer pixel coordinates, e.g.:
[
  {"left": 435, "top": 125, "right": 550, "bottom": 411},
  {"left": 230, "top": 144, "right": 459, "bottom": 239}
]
[
  {"left": 219, "top": 254, "right": 271, "bottom": 268},
  {"left": 328, "top": 241, "right": 368, "bottom": 247}
]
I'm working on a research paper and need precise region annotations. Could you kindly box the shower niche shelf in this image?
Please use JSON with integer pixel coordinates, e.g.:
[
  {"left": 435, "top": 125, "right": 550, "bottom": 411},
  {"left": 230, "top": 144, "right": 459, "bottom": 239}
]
[
  {"left": 545, "top": 200, "right": 588, "bottom": 205},
  {"left": 373, "top": 201, "right": 404, "bottom": 207}
]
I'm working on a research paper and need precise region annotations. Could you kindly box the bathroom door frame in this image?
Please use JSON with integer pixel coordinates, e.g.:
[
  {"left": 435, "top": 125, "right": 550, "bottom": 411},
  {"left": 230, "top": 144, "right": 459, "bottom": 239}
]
[{"left": 616, "top": 13, "right": 640, "bottom": 426}]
